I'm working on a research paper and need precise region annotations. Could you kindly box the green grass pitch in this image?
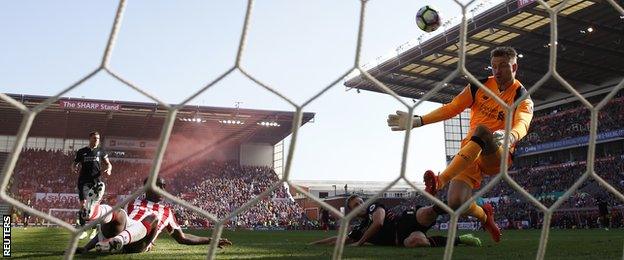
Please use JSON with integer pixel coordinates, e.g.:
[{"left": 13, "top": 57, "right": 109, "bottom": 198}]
[{"left": 9, "top": 228, "right": 623, "bottom": 259}]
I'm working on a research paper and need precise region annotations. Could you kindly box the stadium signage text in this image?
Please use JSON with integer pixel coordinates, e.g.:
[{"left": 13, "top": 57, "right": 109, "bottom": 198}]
[
  {"left": 36, "top": 193, "right": 79, "bottom": 202},
  {"left": 59, "top": 100, "right": 121, "bottom": 111},
  {"left": 438, "top": 222, "right": 480, "bottom": 230},
  {"left": 106, "top": 138, "right": 159, "bottom": 151},
  {"left": 516, "top": 129, "right": 624, "bottom": 155}
]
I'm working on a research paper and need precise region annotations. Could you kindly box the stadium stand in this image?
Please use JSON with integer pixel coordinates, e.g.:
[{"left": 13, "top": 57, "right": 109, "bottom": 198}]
[
  {"left": 169, "top": 161, "right": 306, "bottom": 229},
  {"left": 0, "top": 94, "right": 314, "bottom": 228},
  {"left": 519, "top": 92, "right": 624, "bottom": 146},
  {"left": 8, "top": 149, "right": 305, "bottom": 228}
]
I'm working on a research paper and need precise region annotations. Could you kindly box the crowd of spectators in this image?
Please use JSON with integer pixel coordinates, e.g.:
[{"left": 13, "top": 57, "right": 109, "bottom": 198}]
[
  {"left": 11, "top": 149, "right": 152, "bottom": 195},
  {"left": 518, "top": 94, "right": 624, "bottom": 147},
  {"left": 170, "top": 162, "right": 305, "bottom": 229},
  {"left": 10, "top": 150, "right": 305, "bottom": 229},
  {"left": 395, "top": 152, "right": 624, "bottom": 231},
  {"left": 483, "top": 156, "right": 624, "bottom": 205},
  {"left": 423, "top": 155, "right": 624, "bottom": 230},
  {"left": 12, "top": 149, "right": 75, "bottom": 193}
]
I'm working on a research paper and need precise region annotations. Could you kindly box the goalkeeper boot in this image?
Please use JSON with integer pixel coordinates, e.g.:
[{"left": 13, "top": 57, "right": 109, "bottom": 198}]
[
  {"left": 458, "top": 234, "right": 482, "bottom": 247},
  {"left": 423, "top": 170, "right": 439, "bottom": 196},
  {"left": 482, "top": 203, "right": 501, "bottom": 243}
]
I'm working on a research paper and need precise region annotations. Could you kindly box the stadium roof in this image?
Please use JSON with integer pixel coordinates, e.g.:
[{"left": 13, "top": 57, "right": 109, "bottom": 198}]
[
  {"left": 291, "top": 179, "right": 423, "bottom": 190},
  {"left": 345, "top": 0, "right": 624, "bottom": 105},
  {"left": 0, "top": 93, "right": 314, "bottom": 145}
]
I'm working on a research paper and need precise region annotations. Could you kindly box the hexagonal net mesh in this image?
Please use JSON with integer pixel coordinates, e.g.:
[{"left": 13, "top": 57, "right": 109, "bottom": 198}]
[{"left": 1, "top": 0, "right": 623, "bottom": 259}]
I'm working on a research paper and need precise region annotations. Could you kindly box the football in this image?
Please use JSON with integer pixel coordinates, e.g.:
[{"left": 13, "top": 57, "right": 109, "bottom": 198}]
[{"left": 416, "top": 5, "right": 442, "bottom": 32}]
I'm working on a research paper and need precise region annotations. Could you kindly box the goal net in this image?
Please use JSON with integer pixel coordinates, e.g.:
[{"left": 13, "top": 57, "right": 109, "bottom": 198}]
[{"left": 0, "top": 0, "right": 622, "bottom": 260}]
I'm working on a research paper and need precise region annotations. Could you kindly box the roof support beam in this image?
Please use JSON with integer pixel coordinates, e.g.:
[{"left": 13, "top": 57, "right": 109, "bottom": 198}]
[
  {"left": 466, "top": 56, "right": 591, "bottom": 93},
  {"left": 525, "top": 8, "right": 624, "bottom": 36},
  {"left": 391, "top": 70, "right": 468, "bottom": 87},
  {"left": 410, "top": 60, "right": 457, "bottom": 71},
  {"left": 495, "top": 24, "right": 624, "bottom": 59},
  {"left": 377, "top": 76, "right": 459, "bottom": 97},
  {"left": 466, "top": 36, "right": 614, "bottom": 73},
  {"left": 381, "top": 77, "right": 459, "bottom": 96},
  {"left": 465, "top": 39, "right": 606, "bottom": 85},
  {"left": 438, "top": 42, "right": 581, "bottom": 92}
]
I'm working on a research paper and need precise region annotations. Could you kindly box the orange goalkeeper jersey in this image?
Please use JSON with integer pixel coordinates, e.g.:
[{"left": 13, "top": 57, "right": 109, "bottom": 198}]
[{"left": 422, "top": 76, "right": 534, "bottom": 153}]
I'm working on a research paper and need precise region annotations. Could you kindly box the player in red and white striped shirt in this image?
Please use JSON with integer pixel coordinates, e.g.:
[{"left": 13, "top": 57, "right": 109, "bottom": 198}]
[{"left": 76, "top": 177, "right": 231, "bottom": 254}]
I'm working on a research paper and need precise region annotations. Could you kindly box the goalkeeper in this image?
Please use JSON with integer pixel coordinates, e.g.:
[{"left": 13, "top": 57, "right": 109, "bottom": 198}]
[{"left": 387, "top": 46, "right": 534, "bottom": 242}]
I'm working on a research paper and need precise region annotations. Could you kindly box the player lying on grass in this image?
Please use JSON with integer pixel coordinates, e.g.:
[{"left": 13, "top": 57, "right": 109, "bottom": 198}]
[
  {"left": 310, "top": 195, "right": 481, "bottom": 247},
  {"left": 387, "top": 46, "right": 534, "bottom": 242},
  {"left": 75, "top": 177, "right": 232, "bottom": 254}
]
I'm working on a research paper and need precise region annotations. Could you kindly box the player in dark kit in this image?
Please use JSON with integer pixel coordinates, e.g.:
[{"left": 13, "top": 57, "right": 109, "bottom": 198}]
[
  {"left": 596, "top": 196, "right": 610, "bottom": 230},
  {"left": 310, "top": 195, "right": 481, "bottom": 248},
  {"left": 71, "top": 131, "right": 112, "bottom": 239},
  {"left": 22, "top": 199, "right": 31, "bottom": 228},
  {"left": 321, "top": 209, "right": 331, "bottom": 231}
]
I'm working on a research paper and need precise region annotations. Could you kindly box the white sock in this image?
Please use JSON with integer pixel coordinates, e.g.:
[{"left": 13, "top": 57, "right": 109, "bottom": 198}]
[
  {"left": 115, "top": 219, "right": 147, "bottom": 245},
  {"left": 89, "top": 204, "right": 113, "bottom": 223}
]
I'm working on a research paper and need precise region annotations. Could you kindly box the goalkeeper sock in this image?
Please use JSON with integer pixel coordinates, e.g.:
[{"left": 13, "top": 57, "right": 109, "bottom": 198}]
[
  {"left": 438, "top": 140, "right": 482, "bottom": 189},
  {"left": 465, "top": 202, "right": 487, "bottom": 223}
]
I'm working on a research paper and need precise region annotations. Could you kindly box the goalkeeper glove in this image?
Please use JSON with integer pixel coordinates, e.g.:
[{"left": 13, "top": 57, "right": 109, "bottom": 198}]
[
  {"left": 493, "top": 129, "right": 516, "bottom": 148},
  {"left": 387, "top": 110, "right": 423, "bottom": 131}
]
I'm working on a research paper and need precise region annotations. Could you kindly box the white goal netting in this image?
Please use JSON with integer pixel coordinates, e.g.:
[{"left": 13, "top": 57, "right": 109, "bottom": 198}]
[{"left": 1, "top": 0, "right": 623, "bottom": 259}]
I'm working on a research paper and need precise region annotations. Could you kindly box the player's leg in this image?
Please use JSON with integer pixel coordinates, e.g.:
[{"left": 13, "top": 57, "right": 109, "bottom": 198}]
[
  {"left": 473, "top": 139, "right": 506, "bottom": 242},
  {"left": 405, "top": 204, "right": 482, "bottom": 247},
  {"left": 80, "top": 180, "right": 106, "bottom": 239},
  {"left": 96, "top": 214, "right": 156, "bottom": 252},
  {"left": 446, "top": 179, "right": 478, "bottom": 215},
  {"left": 86, "top": 203, "right": 115, "bottom": 223},
  {"left": 601, "top": 214, "right": 610, "bottom": 230},
  {"left": 122, "top": 215, "right": 159, "bottom": 253},
  {"left": 405, "top": 206, "right": 483, "bottom": 248},
  {"left": 415, "top": 205, "right": 441, "bottom": 227},
  {"left": 77, "top": 181, "right": 87, "bottom": 226},
  {"left": 99, "top": 209, "right": 128, "bottom": 239},
  {"left": 22, "top": 213, "right": 29, "bottom": 228},
  {"left": 84, "top": 180, "right": 106, "bottom": 218},
  {"left": 447, "top": 178, "right": 500, "bottom": 242},
  {"left": 425, "top": 124, "right": 498, "bottom": 194},
  {"left": 77, "top": 181, "right": 89, "bottom": 239},
  {"left": 77, "top": 209, "right": 127, "bottom": 253}
]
